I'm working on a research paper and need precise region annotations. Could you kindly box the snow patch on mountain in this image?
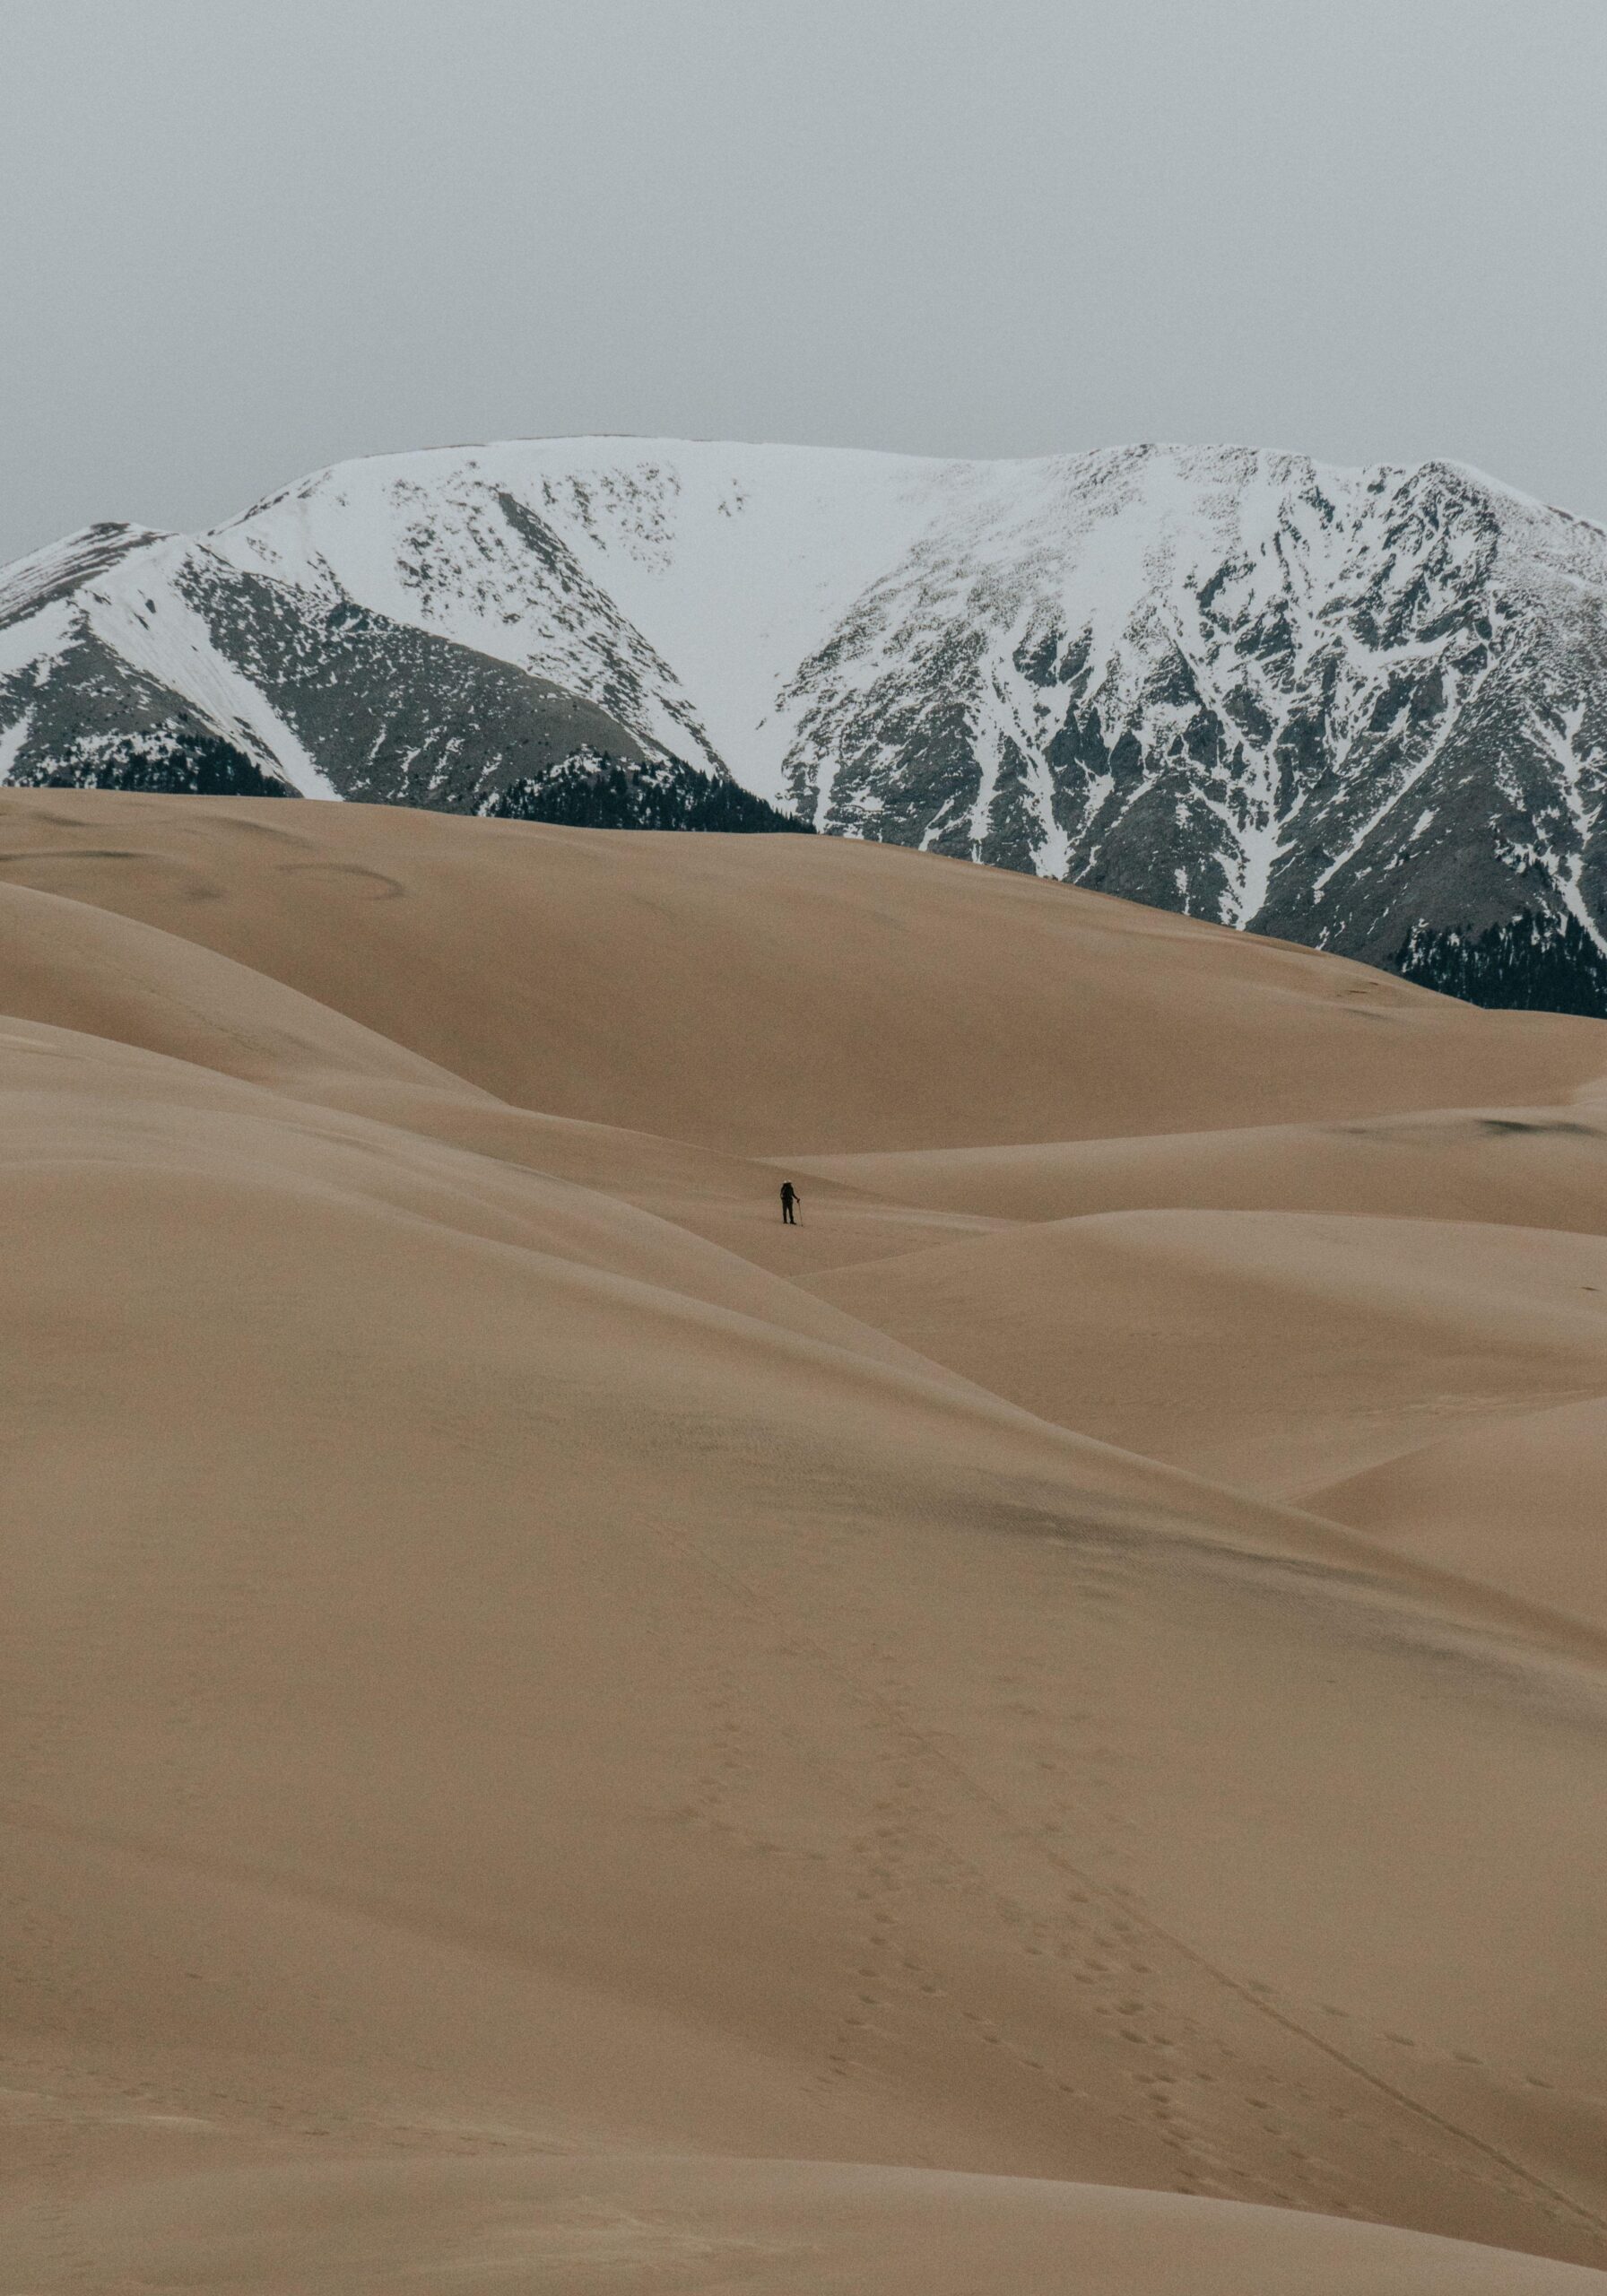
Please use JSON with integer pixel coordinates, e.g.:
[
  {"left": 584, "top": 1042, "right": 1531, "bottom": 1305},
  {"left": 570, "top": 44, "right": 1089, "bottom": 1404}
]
[{"left": 78, "top": 541, "right": 338, "bottom": 797}]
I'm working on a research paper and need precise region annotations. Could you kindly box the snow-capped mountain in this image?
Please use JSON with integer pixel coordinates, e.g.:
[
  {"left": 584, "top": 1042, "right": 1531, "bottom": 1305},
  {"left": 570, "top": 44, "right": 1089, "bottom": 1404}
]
[{"left": 4, "top": 438, "right": 1607, "bottom": 1003}]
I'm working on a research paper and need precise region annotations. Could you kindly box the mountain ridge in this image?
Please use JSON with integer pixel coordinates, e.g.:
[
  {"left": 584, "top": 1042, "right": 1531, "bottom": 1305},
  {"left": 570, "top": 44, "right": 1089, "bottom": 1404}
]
[{"left": 5, "top": 436, "right": 1607, "bottom": 1006}]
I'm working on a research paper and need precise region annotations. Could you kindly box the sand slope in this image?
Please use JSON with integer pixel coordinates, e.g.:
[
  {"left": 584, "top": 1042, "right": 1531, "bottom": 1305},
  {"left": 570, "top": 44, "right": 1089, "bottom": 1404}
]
[
  {"left": 1311, "top": 1393, "right": 1607, "bottom": 1633},
  {"left": 1, "top": 792, "right": 1606, "bottom": 2291},
  {"left": 1, "top": 788, "right": 1603, "bottom": 1148},
  {"left": 809, "top": 1210, "right": 1607, "bottom": 1501},
  {"left": 9, "top": 2156, "right": 1607, "bottom": 2295},
  {"left": 795, "top": 1105, "right": 1607, "bottom": 1231}
]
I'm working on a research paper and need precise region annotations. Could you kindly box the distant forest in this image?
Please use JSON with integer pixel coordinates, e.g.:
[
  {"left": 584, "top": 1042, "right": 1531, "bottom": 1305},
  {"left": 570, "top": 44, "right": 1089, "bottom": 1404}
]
[
  {"left": 1393, "top": 914, "right": 1607, "bottom": 1020},
  {"left": 481, "top": 752, "right": 812, "bottom": 836}
]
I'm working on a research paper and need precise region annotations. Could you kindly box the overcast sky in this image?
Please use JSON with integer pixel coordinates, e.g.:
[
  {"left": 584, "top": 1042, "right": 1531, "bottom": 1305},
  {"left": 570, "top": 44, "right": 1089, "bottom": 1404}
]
[{"left": 2, "top": 0, "right": 1603, "bottom": 561}]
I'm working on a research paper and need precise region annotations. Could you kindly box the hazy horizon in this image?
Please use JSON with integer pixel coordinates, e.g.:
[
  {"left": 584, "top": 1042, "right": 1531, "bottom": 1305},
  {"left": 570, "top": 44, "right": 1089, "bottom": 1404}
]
[{"left": 4, "top": 0, "right": 1605, "bottom": 561}]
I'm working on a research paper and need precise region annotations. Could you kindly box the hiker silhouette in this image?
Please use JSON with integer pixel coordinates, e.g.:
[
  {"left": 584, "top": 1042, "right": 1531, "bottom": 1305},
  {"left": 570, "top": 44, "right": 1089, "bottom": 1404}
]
[{"left": 779, "top": 1181, "right": 799, "bottom": 1226}]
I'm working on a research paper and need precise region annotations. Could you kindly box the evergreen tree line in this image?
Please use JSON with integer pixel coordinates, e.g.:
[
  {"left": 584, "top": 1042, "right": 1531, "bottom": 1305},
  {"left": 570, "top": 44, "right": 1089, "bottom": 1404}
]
[
  {"left": 480, "top": 752, "right": 812, "bottom": 835},
  {"left": 1392, "top": 913, "right": 1607, "bottom": 1019},
  {"left": 21, "top": 726, "right": 290, "bottom": 798}
]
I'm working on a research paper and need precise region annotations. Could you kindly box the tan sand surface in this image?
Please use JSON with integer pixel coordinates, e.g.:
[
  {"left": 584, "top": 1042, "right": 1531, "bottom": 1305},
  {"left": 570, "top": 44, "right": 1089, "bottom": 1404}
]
[
  {"left": 1, "top": 788, "right": 1603, "bottom": 1149},
  {"left": 1, "top": 792, "right": 1605, "bottom": 2291},
  {"left": 794, "top": 1105, "right": 1607, "bottom": 1231},
  {"left": 1311, "top": 1393, "right": 1607, "bottom": 1633},
  {"left": 0, "top": 874, "right": 475, "bottom": 1100},
  {"left": 8, "top": 2154, "right": 1607, "bottom": 2294},
  {"left": 809, "top": 1210, "right": 1607, "bottom": 1500}
]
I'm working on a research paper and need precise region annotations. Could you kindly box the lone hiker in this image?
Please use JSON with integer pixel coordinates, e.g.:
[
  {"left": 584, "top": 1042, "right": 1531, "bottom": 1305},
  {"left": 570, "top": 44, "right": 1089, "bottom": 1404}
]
[{"left": 779, "top": 1180, "right": 800, "bottom": 1226}]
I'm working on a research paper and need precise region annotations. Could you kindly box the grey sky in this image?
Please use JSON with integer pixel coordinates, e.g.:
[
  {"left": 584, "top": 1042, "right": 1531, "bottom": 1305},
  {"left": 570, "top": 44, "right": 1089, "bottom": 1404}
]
[{"left": 2, "top": 0, "right": 1603, "bottom": 563}]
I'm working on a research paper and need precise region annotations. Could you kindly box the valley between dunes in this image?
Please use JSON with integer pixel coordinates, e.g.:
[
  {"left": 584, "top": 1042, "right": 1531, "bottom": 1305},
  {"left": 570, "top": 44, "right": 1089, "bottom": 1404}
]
[{"left": 2, "top": 788, "right": 1607, "bottom": 2293}]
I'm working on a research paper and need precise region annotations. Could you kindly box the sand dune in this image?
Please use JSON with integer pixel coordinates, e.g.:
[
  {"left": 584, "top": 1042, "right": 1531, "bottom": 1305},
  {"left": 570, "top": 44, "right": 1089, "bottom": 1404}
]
[
  {"left": 0, "top": 873, "right": 472, "bottom": 1100},
  {"left": 9, "top": 2154, "right": 1607, "bottom": 2294},
  {"left": 1, "top": 788, "right": 1603, "bottom": 1148},
  {"left": 810, "top": 1209, "right": 1607, "bottom": 1502},
  {"left": 1311, "top": 1393, "right": 1607, "bottom": 1633},
  {"left": 2, "top": 792, "right": 1606, "bottom": 2290},
  {"left": 795, "top": 1104, "right": 1607, "bottom": 1231}
]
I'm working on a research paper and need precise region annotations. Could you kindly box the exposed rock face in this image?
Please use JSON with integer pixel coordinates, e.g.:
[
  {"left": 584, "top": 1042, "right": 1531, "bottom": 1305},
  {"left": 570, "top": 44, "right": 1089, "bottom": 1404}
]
[{"left": 4, "top": 439, "right": 1607, "bottom": 1004}]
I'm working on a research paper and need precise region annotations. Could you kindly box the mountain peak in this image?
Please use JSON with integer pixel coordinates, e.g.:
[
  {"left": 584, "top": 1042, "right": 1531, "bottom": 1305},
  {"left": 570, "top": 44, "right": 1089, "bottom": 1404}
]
[{"left": 4, "top": 439, "right": 1607, "bottom": 1009}]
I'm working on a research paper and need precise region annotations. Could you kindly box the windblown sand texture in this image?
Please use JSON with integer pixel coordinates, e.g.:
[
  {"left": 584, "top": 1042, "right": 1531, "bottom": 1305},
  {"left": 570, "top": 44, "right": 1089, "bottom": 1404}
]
[{"left": 2, "top": 790, "right": 1606, "bottom": 2293}]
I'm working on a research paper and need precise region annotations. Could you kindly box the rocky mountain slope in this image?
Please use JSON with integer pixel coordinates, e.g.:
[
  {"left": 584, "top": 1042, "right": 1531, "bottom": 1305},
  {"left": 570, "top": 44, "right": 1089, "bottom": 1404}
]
[{"left": 4, "top": 439, "right": 1606, "bottom": 1003}]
